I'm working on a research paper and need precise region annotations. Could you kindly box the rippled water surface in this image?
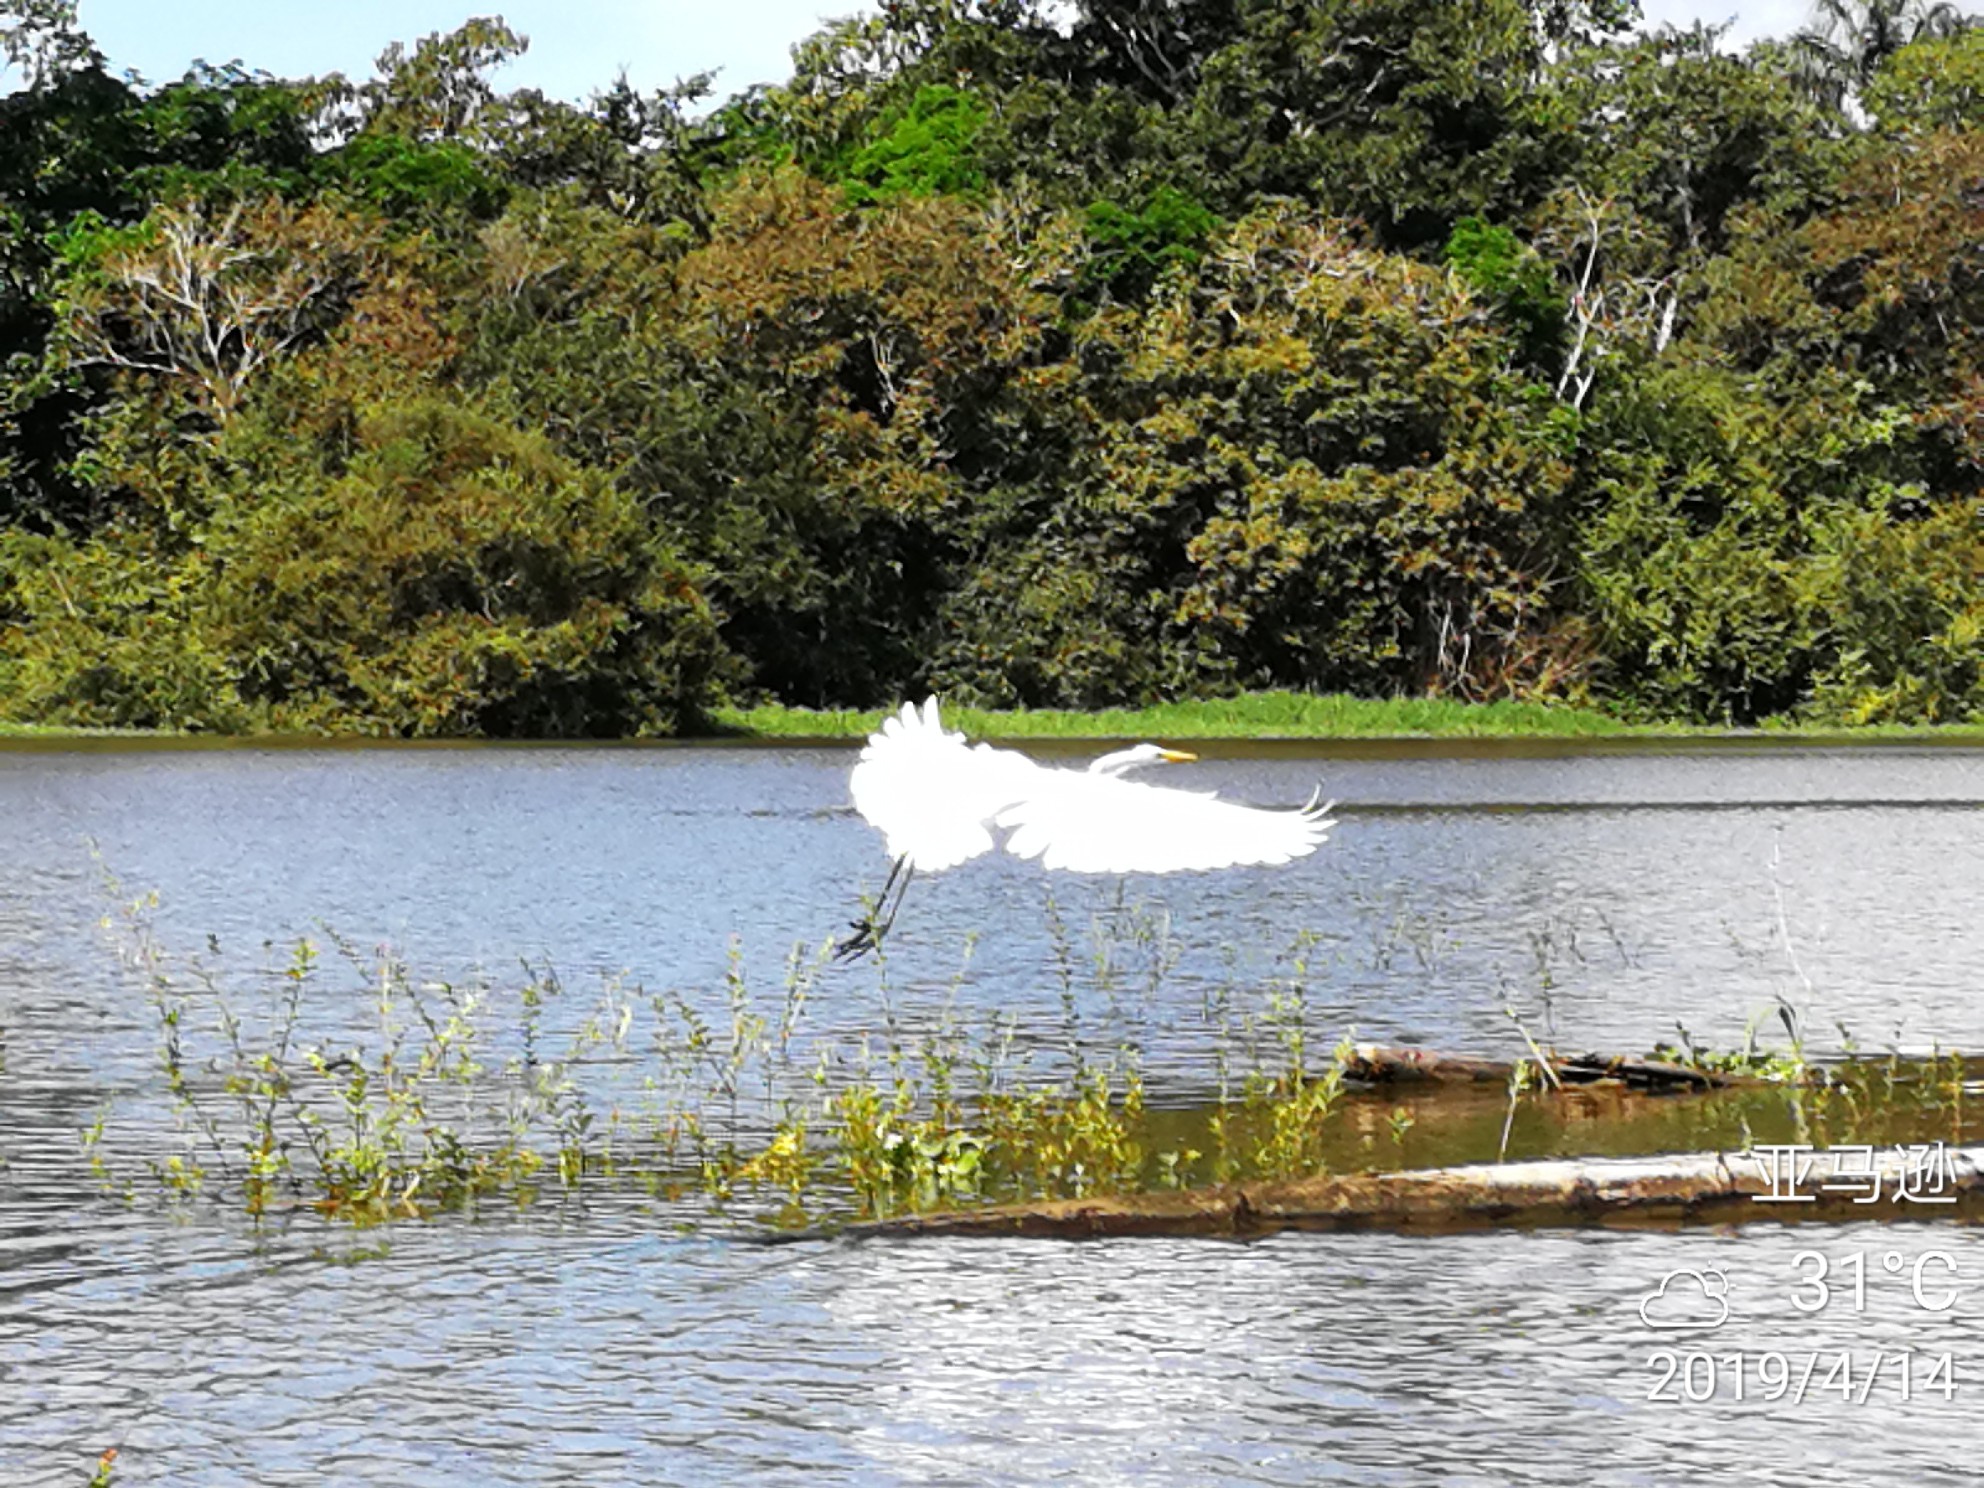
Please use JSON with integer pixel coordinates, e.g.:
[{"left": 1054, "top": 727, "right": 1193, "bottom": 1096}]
[{"left": 3, "top": 738, "right": 1982, "bottom": 1483}]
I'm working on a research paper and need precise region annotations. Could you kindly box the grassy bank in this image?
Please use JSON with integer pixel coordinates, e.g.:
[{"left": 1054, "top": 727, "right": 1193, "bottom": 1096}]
[
  {"left": 0, "top": 721, "right": 167, "bottom": 738},
  {"left": 718, "top": 692, "right": 1669, "bottom": 740},
  {"left": 713, "top": 691, "right": 1984, "bottom": 743},
  {"left": 8, "top": 690, "right": 1983, "bottom": 745}
]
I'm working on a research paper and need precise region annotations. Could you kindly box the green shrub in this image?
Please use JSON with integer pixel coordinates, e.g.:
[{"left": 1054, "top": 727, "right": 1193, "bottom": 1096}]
[
  {"left": 0, "top": 398, "right": 733, "bottom": 735},
  {"left": 842, "top": 84, "right": 988, "bottom": 204},
  {"left": 1080, "top": 185, "right": 1220, "bottom": 305},
  {"left": 1445, "top": 214, "right": 1566, "bottom": 369}
]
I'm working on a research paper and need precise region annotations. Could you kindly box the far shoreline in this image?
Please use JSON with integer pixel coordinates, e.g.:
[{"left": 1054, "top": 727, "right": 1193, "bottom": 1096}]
[{"left": 6, "top": 691, "right": 1984, "bottom": 747}]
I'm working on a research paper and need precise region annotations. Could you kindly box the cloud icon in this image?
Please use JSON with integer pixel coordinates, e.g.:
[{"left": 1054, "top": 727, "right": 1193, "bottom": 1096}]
[{"left": 1638, "top": 1268, "right": 1731, "bottom": 1332}]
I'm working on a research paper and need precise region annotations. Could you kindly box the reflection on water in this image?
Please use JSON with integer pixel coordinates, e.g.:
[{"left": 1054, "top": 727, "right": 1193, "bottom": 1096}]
[
  {"left": 2, "top": 740, "right": 1982, "bottom": 1483},
  {"left": 7, "top": 1209, "right": 1983, "bottom": 1485}
]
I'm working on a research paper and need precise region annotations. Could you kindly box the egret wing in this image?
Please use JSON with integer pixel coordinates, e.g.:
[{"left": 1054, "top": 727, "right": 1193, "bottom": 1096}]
[
  {"left": 998, "top": 770, "right": 1333, "bottom": 874},
  {"left": 849, "top": 698, "right": 1040, "bottom": 871}
]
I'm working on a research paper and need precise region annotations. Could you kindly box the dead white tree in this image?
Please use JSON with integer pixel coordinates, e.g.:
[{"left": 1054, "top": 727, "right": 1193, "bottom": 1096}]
[
  {"left": 60, "top": 198, "right": 378, "bottom": 423},
  {"left": 1550, "top": 189, "right": 1682, "bottom": 411}
]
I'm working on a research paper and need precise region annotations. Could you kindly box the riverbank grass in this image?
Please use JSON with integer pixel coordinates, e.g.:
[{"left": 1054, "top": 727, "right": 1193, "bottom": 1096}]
[
  {"left": 714, "top": 691, "right": 1984, "bottom": 743},
  {"left": 717, "top": 692, "right": 1667, "bottom": 740},
  {"left": 0, "top": 721, "right": 165, "bottom": 738}
]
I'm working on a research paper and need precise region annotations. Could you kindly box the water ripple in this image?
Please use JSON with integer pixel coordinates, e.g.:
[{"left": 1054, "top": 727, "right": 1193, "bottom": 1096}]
[{"left": 5, "top": 744, "right": 1984, "bottom": 1483}]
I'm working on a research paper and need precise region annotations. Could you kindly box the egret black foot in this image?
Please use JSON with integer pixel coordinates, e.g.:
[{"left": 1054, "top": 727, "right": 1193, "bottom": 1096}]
[
  {"left": 834, "top": 917, "right": 885, "bottom": 962},
  {"left": 834, "top": 856, "right": 912, "bottom": 962}
]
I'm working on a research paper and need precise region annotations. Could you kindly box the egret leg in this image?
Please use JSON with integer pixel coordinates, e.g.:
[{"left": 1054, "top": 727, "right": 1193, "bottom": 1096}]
[
  {"left": 874, "top": 864, "right": 916, "bottom": 941},
  {"left": 835, "top": 855, "right": 910, "bottom": 962},
  {"left": 875, "top": 852, "right": 907, "bottom": 907}
]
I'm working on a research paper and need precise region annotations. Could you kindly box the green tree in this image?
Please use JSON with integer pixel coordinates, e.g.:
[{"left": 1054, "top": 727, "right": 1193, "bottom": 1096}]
[
  {"left": 48, "top": 196, "right": 382, "bottom": 426},
  {"left": 1080, "top": 184, "right": 1218, "bottom": 304},
  {"left": 1176, "top": 0, "right": 1591, "bottom": 245},
  {"left": 336, "top": 17, "right": 530, "bottom": 146},
  {"left": 1445, "top": 214, "right": 1565, "bottom": 368},
  {"left": 1527, "top": 26, "right": 1828, "bottom": 409},
  {"left": 205, "top": 397, "right": 728, "bottom": 735},
  {"left": 1864, "top": 26, "right": 1984, "bottom": 130},
  {"left": 0, "top": 62, "right": 322, "bottom": 529},
  {"left": 934, "top": 206, "right": 1580, "bottom": 706},
  {"left": 466, "top": 168, "right": 1062, "bottom": 707},
  {"left": 0, "top": 398, "right": 732, "bottom": 734},
  {"left": 1, "top": 0, "right": 99, "bottom": 84}
]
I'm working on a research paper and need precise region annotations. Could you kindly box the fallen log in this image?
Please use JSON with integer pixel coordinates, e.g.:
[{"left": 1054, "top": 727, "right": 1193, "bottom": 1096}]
[
  {"left": 1344, "top": 1042, "right": 1759, "bottom": 1092},
  {"left": 847, "top": 1144, "right": 1984, "bottom": 1241}
]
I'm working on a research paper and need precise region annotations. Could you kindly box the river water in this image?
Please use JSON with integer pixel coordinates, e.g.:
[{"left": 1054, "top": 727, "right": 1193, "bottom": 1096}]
[{"left": 3, "top": 738, "right": 1983, "bottom": 1483}]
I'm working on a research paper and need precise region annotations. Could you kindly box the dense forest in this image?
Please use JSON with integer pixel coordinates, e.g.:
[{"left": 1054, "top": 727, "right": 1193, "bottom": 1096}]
[{"left": 0, "top": 0, "right": 1978, "bottom": 735}]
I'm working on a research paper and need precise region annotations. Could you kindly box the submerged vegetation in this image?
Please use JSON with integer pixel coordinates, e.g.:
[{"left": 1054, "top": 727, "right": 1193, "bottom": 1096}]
[
  {"left": 80, "top": 887, "right": 1979, "bottom": 1230},
  {"left": 91, "top": 889, "right": 1363, "bottom": 1225},
  {"left": 0, "top": 4, "right": 1980, "bottom": 737}
]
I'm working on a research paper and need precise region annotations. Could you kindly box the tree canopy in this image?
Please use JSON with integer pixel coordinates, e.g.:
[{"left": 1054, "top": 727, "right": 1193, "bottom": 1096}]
[{"left": 1, "top": 1, "right": 1979, "bottom": 733}]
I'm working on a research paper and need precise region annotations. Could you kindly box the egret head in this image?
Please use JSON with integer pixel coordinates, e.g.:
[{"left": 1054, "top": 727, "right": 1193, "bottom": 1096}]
[{"left": 1087, "top": 743, "right": 1198, "bottom": 777}]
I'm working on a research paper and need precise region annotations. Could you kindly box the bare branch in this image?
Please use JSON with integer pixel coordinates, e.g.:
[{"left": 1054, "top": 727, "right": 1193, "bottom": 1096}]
[{"left": 59, "top": 198, "right": 381, "bottom": 424}]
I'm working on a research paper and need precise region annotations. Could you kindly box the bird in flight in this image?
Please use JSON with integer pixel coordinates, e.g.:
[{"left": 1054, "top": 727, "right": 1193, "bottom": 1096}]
[{"left": 836, "top": 697, "right": 1335, "bottom": 958}]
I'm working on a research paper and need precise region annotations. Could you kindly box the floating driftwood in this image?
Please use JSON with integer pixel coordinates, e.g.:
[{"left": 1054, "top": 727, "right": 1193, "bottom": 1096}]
[
  {"left": 849, "top": 1145, "right": 1984, "bottom": 1240},
  {"left": 1343, "top": 1042, "right": 1758, "bottom": 1092}
]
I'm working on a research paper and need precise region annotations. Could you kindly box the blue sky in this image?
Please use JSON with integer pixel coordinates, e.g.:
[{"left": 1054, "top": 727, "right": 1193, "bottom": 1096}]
[
  {"left": 67, "top": 0, "right": 840, "bottom": 99},
  {"left": 61, "top": 1, "right": 1814, "bottom": 105}
]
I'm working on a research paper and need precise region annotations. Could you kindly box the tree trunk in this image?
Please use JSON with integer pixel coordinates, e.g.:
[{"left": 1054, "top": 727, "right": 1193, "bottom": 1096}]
[
  {"left": 1343, "top": 1041, "right": 1759, "bottom": 1092},
  {"left": 846, "top": 1145, "right": 1984, "bottom": 1240}
]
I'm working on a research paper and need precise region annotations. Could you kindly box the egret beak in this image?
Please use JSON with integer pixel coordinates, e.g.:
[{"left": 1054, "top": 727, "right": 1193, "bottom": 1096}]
[{"left": 1158, "top": 748, "right": 1197, "bottom": 763}]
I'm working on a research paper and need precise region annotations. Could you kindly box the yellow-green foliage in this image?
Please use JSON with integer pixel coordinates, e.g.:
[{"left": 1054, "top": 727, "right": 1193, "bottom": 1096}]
[
  {"left": 1572, "top": 123, "right": 1984, "bottom": 726},
  {"left": 931, "top": 208, "right": 1580, "bottom": 707},
  {"left": 0, "top": 524, "right": 251, "bottom": 731},
  {"left": 1866, "top": 30, "right": 1984, "bottom": 133},
  {"left": 204, "top": 399, "right": 726, "bottom": 736},
  {"left": 0, "top": 399, "right": 729, "bottom": 735}
]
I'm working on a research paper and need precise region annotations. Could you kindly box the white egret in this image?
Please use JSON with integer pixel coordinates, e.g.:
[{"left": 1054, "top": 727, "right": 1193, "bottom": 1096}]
[{"left": 836, "top": 696, "right": 1335, "bottom": 957}]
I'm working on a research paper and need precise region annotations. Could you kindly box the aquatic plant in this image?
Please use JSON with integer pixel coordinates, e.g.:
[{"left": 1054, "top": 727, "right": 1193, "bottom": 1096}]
[
  {"left": 78, "top": 871, "right": 1979, "bottom": 1231},
  {"left": 84, "top": 883, "right": 1366, "bottom": 1226},
  {"left": 102, "top": 885, "right": 654, "bottom": 1222}
]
